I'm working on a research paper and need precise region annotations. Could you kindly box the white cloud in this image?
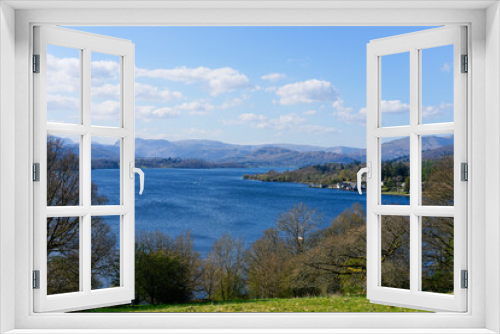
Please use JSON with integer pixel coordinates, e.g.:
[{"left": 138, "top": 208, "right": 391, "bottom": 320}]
[
  {"left": 218, "top": 97, "right": 245, "bottom": 110},
  {"left": 274, "top": 79, "right": 338, "bottom": 105},
  {"left": 47, "top": 54, "right": 80, "bottom": 94},
  {"left": 91, "top": 83, "right": 120, "bottom": 100},
  {"left": 47, "top": 54, "right": 122, "bottom": 94},
  {"left": 440, "top": 62, "right": 451, "bottom": 73},
  {"left": 261, "top": 73, "right": 286, "bottom": 82},
  {"left": 183, "top": 127, "right": 223, "bottom": 137},
  {"left": 381, "top": 100, "right": 410, "bottom": 113},
  {"left": 334, "top": 99, "right": 452, "bottom": 125},
  {"left": 223, "top": 113, "right": 267, "bottom": 125},
  {"left": 92, "top": 101, "right": 120, "bottom": 120},
  {"left": 91, "top": 60, "right": 120, "bottom": 85},
  {"left": 136, "top": 105, "right": 181, "bottom": 120},
  {"left": 422, "top": 102, "right": 453, "bottom": 119},
  {"left": 223, "top": 112, "right": 337, "bottom": 135},
  {"left": 176, "top": 100, "right": 215, "bottom": 116},
  {"left": 136, "top": 66, "right": 250, "bottom": 96},
  {"left": 136, "top": 99, "right": 215, "bottom": 120},
  {"left": 304, "top": 110, "right": 317, "bottom": 115},
  {"left": 332, "top": 98, "right": 366, "bottom": 124},
  {"left": 47, "top": 94, "right": 79, "bottom": 111},
  {"left": 334, "top": 100, "right": 408, "bottom": 125},
  {"left": 135, "top": 82, "right": 183, "bottom": 102}
]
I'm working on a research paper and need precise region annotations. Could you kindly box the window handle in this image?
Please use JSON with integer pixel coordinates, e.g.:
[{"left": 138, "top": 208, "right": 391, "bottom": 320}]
[
  {"left": 129, "top": 162, "right": 144, "bottom": 195},
  {"left": 357, "top": 162, "right": 371, "bottom": 195}
]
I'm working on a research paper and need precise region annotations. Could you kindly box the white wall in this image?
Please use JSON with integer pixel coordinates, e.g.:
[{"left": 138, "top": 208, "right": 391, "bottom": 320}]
[
  {"left": 486, "top": 2, "right": 500, "bottom": 333},
  {"left": 0, "top": 2, "right": 16, "bottom": 333}
]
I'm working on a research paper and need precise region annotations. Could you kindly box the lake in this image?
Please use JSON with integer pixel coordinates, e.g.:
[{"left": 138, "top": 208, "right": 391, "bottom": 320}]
[{"left": 92, "top": 168, "right": 409, "bottom": 256}]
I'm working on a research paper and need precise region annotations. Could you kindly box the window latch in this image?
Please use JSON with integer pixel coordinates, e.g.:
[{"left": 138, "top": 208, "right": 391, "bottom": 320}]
[
  {"left": 129, "top": 161, "right": 144, "bottom": 195},
  {"left": 357, "top": 162, "right": 371, "bottom": 195}
]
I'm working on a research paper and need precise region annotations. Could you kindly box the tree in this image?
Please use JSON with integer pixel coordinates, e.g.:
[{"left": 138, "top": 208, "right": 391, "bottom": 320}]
[
  {"left": 299, "top": 203, "right": 367, "bottom": 294},
  {"left": 422, "top": 156, "right": 454, "bottom": 206},
  {"left": 276, "top": 203, "right": 323, "bottom": 256},
  {"left": 135, "top": 250, "right": 190, "bottom": 304},
  {"left": 203, "top": 234, "right": 246, "bottom": 301},
  {"left": 134, "top": 230, "right": 203, "bottom": 304},
  {"left": 46, "top": 136, "right": 119, "bottom": 294},
  {"left": 245, "top": 228, "right": 292, "bottom": 299},
  {"left": 421, "top": 217, "right": 454, "bottom": 293},
  {"left": 296, "top": 204, "right": 411, "bottom": 294}
]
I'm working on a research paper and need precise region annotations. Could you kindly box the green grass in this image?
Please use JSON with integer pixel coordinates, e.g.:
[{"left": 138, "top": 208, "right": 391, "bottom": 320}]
[{"left": 84, "top": 295, "right": 426, "bottom": 313}]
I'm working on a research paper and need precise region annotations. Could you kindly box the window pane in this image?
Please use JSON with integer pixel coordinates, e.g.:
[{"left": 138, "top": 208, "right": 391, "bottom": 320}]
[
  {"left": 46, "top": 45, "right": 81, "bottom": 124},
  {"left": 380, "top": 52, "right": 410, "bottom": 127},
  {"left": 421, "top": 134, "right": 454, "bottom": 206},
  {"left": 92, "top": 216, "right": 121, "bottom": 290},
  {"left": 381, "top": 137, "right": 410, "bottom": 205},
  {"left": 47, "top": 216, "right": 80, "bottom": 295},
  {"left": 421, "top": 45, "right": 454, "bottom": 124},
  {"left": 91, "top": 137, "right": 121, "bottom": 205},
  {"left": 381, "top": 215, "right": 410, "bottom": 290},
  {"left": 422, "top": 216, "right": 454, "bottom": 294},
  {"left": 47, "top": 134, "right": 80, "bottom": 206},
  {"left": 91, "top": 52, "right": 121, "bottom": 127}
]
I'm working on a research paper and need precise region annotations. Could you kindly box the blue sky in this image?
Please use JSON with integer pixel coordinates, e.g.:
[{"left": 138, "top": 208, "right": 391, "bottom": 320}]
[{"left": 49, "top": 26, "right": 454, "bottom": 148}]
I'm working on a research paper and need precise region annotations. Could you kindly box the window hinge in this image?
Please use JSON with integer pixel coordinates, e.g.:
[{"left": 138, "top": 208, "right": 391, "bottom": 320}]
[
  {"left": 33, "top": 54, "right": 40, "bottom": 73},
  {"left": 461, "top": 54, "right": 468, "bottom": 73},
  {"left": 461, "top": 162, "right": 468, "bottom": 181},
  {"left": 33, "top": 163, "right": 40, "bottom": 182},
  {"left": 33, "top": 270, "right": 40, "bottom": 289},
  {"left": 461, "top": 270, "right": 468, "bottom": 289}
]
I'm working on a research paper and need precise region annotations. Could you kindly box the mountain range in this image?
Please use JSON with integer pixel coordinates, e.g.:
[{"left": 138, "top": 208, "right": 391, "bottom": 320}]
[{"left": 75, "top": 135, "right": 454, "bottom": 168}]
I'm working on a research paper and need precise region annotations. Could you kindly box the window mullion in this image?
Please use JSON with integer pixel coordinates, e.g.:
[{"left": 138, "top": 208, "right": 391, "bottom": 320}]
[
  {"left": 82, "top": 47, "right": 92, "bottom": 294},
  {"left": 409, "top": 47, "right": 420, "bottom": 294}
]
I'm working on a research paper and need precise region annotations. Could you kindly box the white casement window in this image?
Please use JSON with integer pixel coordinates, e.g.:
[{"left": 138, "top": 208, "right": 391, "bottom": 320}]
[
  {"left": 33, "top": 26, "right": 140, "bottom": 312},
  {"left": 364, "top": 26, "right": 467, "bottom": 312},
  {"left": 6, "top": 3, "right": 494, "bottom": 331}
]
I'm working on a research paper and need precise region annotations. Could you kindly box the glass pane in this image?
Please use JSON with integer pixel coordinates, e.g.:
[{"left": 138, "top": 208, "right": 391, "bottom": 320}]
[
  {"left": 381, "top": 137, "right": 410, "bottom": 205},
  {"left": 92, "top": 216, "right": 121, "bottom": 290},
  {"left": 46, "top": 45, "right": 81, "bottom": 124},
  {"left": 47, "top": 134, "right": 80, "bottom": 206},
  {"left": 381, "top": 215, "right": 410, "bottom": 289},
  {"left": 91, "top": 137, "right": 121, "bottom": 205},
  {"left": 91, "top": 52, "right": 121, "bottom": 127},
  {"left": 47, "top": 216, "right": 80, "bottom": 295},
  {"left": 422, "top": 217, "right": 454, "bottom": 294},
  {"left": 381, "top": 52, "right": 410, "bottom": 127},
  {"left": 421, "top": 45, "right": 454, "bottom": 124},
  {"left": 422, "top": 134, "right": 454, "bottom": 206}
]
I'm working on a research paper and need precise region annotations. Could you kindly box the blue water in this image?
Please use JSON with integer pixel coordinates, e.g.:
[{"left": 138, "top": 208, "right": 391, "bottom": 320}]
[{"left": 91, "top": 168, "right": 409, "bottom": 256}]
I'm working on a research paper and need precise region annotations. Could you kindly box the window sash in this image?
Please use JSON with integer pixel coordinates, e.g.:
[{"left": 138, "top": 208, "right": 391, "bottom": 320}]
[
  {"left": 33, "top": 25, "right": 136, "bottom": 313},
  {"left": 366, "top": 26, "right": 467, "bottom": 312}
]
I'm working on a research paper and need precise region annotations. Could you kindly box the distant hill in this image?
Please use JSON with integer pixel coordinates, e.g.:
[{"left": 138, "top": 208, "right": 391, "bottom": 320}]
[{"left": 59, "top": 135, "right": 454, "bottom": 168}]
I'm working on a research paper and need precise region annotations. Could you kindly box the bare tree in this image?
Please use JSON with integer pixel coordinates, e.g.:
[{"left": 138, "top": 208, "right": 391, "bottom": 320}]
[
  {"left": 422, "top": 156, "right": 454, "bottom": 206},
  {"left": 276, "top": 203, "right": 323, "bottom": 255},
  {"left": 245, "top": 228, "right": 291, "bottom": 299},
  {"left": 204, "top": 234, "right": 246, "bottom": 301}
]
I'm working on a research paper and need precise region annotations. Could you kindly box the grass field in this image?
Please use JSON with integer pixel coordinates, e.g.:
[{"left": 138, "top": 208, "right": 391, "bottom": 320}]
[{"left": 84, "top": 295, "right": 425, "bottom": 313}]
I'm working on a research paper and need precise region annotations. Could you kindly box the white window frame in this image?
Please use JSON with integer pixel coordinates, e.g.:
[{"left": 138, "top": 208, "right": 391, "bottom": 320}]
[{"left": 1, "top": 1, "right": 499, "bottom": 333}]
